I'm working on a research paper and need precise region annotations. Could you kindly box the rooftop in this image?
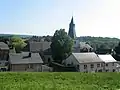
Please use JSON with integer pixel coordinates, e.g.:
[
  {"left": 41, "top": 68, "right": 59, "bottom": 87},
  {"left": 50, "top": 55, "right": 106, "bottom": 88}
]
[
  {"left": 0, "top": 42, "right": 9, "bottom": 50},
  {"left": 72, "top": 52, "right": 103, "bottom": 63},
  {"left": 9, "top": 52, "right": 43, "bottom": 64},
  {"left": 29, "top": 41, "right": 51, "bottom": 52},
  {"left": 98, "top": 54, "right": 117, "bottom": 63}
]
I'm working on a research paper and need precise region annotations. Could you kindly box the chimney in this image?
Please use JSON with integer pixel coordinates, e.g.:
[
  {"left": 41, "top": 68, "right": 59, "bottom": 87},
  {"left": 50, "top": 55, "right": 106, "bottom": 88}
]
[{"left": 28, "top": 52, "right": 31, "bottom": 57}]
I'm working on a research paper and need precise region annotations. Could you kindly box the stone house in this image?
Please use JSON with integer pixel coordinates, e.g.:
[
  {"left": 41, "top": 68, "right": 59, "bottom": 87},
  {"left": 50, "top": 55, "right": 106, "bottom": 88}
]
[
  {"left": 0, "top": 42, "right": 9, "bottom": 71},
  {"left": 9, "top": 52, "right": 43, "bottom": 72},
  {"left": 29, "top": 41, "right": 53, "bottom": 64}
]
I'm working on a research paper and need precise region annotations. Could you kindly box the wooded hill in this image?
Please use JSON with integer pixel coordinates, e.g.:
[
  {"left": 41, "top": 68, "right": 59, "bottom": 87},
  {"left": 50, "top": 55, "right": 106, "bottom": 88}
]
[{"left": 77, "top": 36, "right": 120, "bottom": 50}]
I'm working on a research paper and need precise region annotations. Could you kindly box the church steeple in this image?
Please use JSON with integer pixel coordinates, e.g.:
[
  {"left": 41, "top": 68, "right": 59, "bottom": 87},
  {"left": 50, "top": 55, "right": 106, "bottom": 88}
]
[
  {"left": 70, "top": 16, "right": 74, "bottom": 24},
  {"left": 68, "top": 16, "right": 76, "bottom": 39}
]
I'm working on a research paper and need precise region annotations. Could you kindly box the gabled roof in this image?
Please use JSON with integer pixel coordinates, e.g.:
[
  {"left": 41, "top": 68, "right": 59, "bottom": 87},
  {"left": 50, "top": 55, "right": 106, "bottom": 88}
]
[
  {"left": 9, "top": 52, "right": 43, "bottom": 64},
  {"left": 72, "top": 52, "right": 103, "bottom": 63},
  {"left": 98, "top": 54, "right": 117, "bottom": 63},
  {"left": 0, "top": 42, "right": 9, "bottom": 50}
]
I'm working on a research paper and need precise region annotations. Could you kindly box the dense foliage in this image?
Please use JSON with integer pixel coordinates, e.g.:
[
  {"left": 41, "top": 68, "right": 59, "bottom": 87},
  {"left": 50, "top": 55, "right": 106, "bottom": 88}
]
[
  {"left": 51, "top": 29, "right": 73, "bottom": 63},
  {"left": 11, "top": 36, "right": 27, "bottom": 53},
  {"left": 77, "top": 36, "right": 120, "bottom": 50},
  {"left": 114, "top": 42, "right": 120, "bottom": 54},
  {"left": 112, "top": 42, "right": 120, "bottom": 61},
  {"left": 1, "top": 72, "right": 120, "bottom": 90}
]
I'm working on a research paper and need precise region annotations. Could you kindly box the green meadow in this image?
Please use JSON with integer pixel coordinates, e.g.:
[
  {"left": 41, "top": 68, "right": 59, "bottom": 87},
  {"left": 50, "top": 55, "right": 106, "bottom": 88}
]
[{"left": 0, "top": 72, "right": 120, "bottom": 90}]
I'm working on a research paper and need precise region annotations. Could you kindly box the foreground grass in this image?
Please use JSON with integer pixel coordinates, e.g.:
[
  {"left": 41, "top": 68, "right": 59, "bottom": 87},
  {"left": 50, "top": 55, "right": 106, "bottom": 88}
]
[{"left": 0, "top": 72, "right": 120, "bottom": 90}]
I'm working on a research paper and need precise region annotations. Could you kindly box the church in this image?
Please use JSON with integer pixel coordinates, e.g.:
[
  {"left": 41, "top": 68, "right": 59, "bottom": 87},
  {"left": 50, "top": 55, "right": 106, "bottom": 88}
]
[{"left": 68, "top": 16, "right": 93, "bottom": 53}]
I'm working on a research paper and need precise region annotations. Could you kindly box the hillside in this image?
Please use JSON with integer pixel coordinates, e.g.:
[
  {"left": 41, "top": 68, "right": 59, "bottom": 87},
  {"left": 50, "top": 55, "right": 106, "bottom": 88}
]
[
  {"left": 0, "top": 34, "right": 32, "bottom": 38},
  {"left": 0, "top": 34, "right": 120, "bottom": 49},
  {"left": 1, "top": 72, "right": 120, "bottom": 90},
  {"left": 77, "top": 36, "right": 120, "bottom": 49}
]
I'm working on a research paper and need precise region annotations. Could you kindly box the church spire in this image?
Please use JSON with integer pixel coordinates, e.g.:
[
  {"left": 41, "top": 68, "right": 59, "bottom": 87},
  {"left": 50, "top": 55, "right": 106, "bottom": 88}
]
[
  {"left": 70, "top": 16, "right": 74, "bottom": 24},
  {"left": 68, "top": 16, "right": 76, "bottom": 39}
]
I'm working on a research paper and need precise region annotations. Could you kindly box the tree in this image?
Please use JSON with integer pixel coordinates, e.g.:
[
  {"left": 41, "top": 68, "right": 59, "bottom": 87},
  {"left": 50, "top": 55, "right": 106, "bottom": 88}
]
[
  {"left": 50, "top": 29, "right": 73, "bottom": 63},
  {"left": 114, "top": 42, "right": 120, "bottom": 54},
  {"left": 112, "top": 42, "right": 120, "bottom": 61},
  {"left": 11, "top": 36, "right": 27, "bottom": 53}
]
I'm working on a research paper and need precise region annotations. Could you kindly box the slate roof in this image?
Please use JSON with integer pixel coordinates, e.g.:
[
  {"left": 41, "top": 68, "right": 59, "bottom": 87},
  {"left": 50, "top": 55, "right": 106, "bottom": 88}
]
[
  {"left": 0, "top": 42, "right": 9, "bottom": 50},
  {"left": 29, "top": 41, "right": 51, "bottom": 52},
  {"left": 9, "top": 52, "right": 43, "bottom": 64},
  {"left": 72, "top": 52, "right": 103, "bottom": 63},
  {"left": 98, "top": 55, "right": 117, "bottom": 63}
]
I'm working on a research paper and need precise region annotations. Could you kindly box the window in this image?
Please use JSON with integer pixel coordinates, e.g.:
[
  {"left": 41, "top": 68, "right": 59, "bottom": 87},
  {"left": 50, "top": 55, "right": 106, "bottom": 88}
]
[
  {"left": 84, "top": 65, "right": 87, "bottom": 69},
  {"left": 91, "top": 64, "right": 94, "bottom": 68},
  {"left": 97, "top": 64, "right": 100, "bottom": 67},
  {"left": 106, "top": 64, "right": 108, "bottom": 67}
]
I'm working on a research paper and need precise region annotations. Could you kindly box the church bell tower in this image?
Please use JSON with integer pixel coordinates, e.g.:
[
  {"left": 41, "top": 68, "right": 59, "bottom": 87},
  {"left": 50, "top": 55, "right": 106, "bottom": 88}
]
[{"left": 68, "top": 16, "right": 76, "bottom": 39}]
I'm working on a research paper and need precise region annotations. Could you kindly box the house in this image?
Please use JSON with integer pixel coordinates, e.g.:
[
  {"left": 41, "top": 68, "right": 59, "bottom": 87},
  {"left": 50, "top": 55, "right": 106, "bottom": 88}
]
[
  {"left": 42, "top": 48, "right": 53, "bottom": 64},
  {"left": 73, "top": 41, "right": 93, "bottom": 53},
  {"left": 98, "top": 54, "right": 117, "bottom": 72},
  {"left": 0, "top": 42, "right": 9, "bottom": 71},
  {"left": 79, "top": 42, "right": 93, "bottom": 52},
  {"left": 63, "top": 52, "right": 104, "bottom": 72},
  {"left": 9, "top": 52, "right": 43, "bottom": 72},
  {"left": 29, "top": 41, "right": 53, "bottom": 64},
  {"left": 29, "top": 41, "right": 51, "bottom": 52}
]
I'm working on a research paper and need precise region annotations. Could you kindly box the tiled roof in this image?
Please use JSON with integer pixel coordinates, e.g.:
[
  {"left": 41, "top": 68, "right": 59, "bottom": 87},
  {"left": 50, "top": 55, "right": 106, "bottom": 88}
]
[
  {"left": 72, "top": 52, "right": 103, "bottom": 63},
  {"left": 9, "top": 52, "right": 43, "bottom": 64}
]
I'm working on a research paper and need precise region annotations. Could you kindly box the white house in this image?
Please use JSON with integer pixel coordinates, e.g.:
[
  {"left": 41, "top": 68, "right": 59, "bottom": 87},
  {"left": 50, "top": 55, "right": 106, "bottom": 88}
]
[
  {"left": 63, "top": 52, "right": 105, "bottom": 72},
  {"left": 98, "top": 54, "right": 117, "bottom": 72}
]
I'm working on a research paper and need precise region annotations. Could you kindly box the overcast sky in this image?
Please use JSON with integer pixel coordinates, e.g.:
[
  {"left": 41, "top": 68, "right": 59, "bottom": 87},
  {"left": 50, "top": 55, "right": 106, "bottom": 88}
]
[{"left": 0, "top": 0, "right": 120, "bottom": 38}]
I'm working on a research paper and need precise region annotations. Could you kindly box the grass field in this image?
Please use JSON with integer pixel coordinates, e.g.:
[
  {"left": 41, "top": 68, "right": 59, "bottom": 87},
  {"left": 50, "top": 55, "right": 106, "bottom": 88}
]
[{"left": 0, "top": 72, "right": 120, "bottom": 90}]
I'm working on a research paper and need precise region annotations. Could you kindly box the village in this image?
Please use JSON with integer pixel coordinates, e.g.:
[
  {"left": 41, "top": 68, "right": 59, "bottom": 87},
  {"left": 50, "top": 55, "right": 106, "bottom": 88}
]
[{"left": 0, "top": 17, "right": 120, "bottom": 72}]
